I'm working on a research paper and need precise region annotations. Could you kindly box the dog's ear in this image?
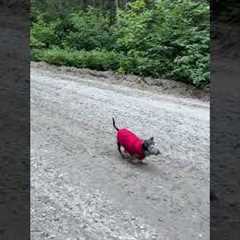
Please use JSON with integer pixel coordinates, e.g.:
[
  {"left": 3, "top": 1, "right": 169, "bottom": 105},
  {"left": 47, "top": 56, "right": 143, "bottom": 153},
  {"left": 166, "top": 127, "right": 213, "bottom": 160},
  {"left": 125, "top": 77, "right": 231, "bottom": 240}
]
[
  {"left": 149, "top": 137, "right": 155, "bottom": 145},
  {"left": 148, "top": 137, "right": 154, "bottom": 143}
]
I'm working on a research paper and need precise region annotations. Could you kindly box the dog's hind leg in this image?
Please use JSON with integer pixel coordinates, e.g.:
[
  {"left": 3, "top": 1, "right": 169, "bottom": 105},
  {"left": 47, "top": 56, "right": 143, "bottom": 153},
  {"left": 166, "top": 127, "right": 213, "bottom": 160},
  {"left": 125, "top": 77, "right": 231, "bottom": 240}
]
[
  {"left": 118, "top": 143, "right": 127, "bottom": 159},
  {"left": 117, "top": 142, "right": 121, "bottom": 153}
]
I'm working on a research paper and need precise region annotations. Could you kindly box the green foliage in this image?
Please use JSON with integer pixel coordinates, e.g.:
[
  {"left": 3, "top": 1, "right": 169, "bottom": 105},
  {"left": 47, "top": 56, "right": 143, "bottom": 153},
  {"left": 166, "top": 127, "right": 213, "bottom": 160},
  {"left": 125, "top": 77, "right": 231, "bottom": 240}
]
[
  {"left": 62, "top": 9, "right": 116, "bottom": 51},
  {"left": 31, "top": 8, "right": 116, "bottom": 51},
  {"left": 116, "top": 0, "right": 210, "bottom": 86},
  {"left": 31, "top": 17, "right": 58, "bottom": 48},
  {"left": 31, "top": 0, "right": 210, "bottom": 88},
  {"left": 32, "top": 48, "right": 122, "bottom": 71}
]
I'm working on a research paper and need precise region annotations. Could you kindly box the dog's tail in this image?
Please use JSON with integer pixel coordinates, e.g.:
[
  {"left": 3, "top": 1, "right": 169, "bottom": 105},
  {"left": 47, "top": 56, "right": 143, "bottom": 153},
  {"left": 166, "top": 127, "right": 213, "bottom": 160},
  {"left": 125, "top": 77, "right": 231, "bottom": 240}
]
[{"left": 112, "top": 117, "right": 119, "bottom": 131}]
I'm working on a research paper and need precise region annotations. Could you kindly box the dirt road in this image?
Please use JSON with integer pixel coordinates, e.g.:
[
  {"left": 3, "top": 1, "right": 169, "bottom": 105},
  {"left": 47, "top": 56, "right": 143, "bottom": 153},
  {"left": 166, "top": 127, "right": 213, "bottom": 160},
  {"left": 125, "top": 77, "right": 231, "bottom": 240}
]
[{"left": 31, "top": 65, "right": 209, "bottom": 240}]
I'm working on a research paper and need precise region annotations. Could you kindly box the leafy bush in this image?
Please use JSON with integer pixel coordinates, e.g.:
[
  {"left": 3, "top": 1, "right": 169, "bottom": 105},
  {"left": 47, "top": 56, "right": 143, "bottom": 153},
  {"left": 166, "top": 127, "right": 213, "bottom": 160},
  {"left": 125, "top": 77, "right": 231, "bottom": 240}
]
[
  {"left": 31, "top": 0, "right": 210, "bottom": 88},
  {"left": 32, "top": 48, "right": 122, "bottom": 71},
  {"left": 31, "top": 8, "right": 115, "bottom": 51},
  {"left": 116, "top": 0, "right": 209, "bottom": 86},
  {"left": 31, "top": 17, "right": 58, "bottom": 49},
  {"left": 63, "top": 9, "right": 116, "bottom": 51}
]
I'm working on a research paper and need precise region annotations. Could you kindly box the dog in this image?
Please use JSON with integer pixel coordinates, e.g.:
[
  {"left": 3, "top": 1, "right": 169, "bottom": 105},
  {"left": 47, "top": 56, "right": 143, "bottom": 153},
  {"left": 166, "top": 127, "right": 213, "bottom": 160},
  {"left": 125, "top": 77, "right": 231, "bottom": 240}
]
[{"left": 112, "top": 117, "right": 160, "bottom": 163}]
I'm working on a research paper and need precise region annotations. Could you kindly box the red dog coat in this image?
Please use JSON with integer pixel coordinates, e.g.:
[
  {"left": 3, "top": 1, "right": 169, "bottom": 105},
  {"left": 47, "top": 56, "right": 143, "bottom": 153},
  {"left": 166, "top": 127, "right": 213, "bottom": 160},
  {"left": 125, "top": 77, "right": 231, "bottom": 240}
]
[{"left": 117, "top": 128, "right": 145, "bottom": 160}]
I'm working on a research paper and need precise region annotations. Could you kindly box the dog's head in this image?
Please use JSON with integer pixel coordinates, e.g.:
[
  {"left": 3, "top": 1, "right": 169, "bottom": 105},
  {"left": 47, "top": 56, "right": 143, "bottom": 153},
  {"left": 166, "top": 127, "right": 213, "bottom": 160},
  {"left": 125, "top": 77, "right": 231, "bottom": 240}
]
[{"left": 142, "top": 137, "right": 160, "bottom": 157}]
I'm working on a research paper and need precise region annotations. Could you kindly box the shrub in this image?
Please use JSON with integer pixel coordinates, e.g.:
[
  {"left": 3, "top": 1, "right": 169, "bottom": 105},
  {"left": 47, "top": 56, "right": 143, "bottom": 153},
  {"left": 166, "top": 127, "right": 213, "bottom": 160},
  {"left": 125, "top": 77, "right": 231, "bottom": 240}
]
[
  {"left": 31, "top": 0, "right": 210, "bottom": 88},
  {"left": 32, "top": 48, "right": 122, "bottom": 71},
  {"left": 31, "top": 17, "right": 58, "bottom": 48},
  {"left": 62, "top": 8, "right": 116, "bottom": 51},
  {"left": 115, "top": 0, "right": 210, "bottom": 86}
]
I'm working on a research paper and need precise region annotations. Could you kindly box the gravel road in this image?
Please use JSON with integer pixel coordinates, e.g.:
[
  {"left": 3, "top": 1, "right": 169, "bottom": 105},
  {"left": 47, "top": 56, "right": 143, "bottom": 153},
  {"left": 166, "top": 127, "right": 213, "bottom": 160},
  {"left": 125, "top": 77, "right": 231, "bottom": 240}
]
[{"left": 31, "top": 66, "right": 209, "bottom": 240}]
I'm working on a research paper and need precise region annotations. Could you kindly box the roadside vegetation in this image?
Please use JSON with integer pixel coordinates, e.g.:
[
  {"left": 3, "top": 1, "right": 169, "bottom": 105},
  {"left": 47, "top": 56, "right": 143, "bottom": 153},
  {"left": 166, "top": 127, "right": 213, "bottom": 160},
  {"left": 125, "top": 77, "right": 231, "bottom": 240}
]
[{"left": 31, "top": 0, "right": 209, "bottom": 88}]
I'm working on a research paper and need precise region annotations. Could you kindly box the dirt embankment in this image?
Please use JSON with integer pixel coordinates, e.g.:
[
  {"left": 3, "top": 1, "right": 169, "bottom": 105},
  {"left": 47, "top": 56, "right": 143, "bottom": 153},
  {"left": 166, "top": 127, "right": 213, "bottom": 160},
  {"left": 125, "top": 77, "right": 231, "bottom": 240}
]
[{"left": 31, "top": 61, "right": 209, "bottom": 102}]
